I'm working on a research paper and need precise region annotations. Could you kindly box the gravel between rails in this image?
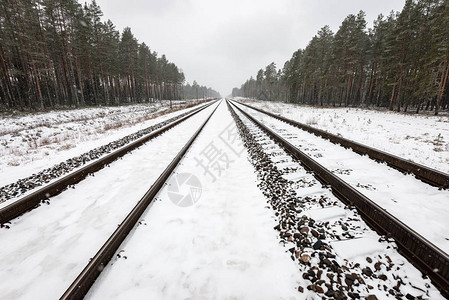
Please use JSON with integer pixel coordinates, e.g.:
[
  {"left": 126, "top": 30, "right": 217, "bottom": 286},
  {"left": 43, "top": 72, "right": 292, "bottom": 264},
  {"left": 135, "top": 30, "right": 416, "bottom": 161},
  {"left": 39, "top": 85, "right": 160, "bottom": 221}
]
[
  {"left": 227, "top": 102, "right": 443, "bottom": 299},
  {"left": 233, "top": 101, "right": 449, "bottom": 254}
]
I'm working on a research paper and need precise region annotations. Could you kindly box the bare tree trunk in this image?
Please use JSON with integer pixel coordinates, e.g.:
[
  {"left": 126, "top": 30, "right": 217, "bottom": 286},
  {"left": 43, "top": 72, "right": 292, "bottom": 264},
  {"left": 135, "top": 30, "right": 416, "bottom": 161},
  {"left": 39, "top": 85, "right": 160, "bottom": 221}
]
[
  {"left": 19, "top": 9, "right": 43, "bottom": 109},
  {"left": 0, "top": 31, "right": 14, "bottom": 108},
  {"left": 58, "top": 5, "right": 78, "bottom": 107},
  {"left": 435, "top": 57, "right": 449, "bottom": 115},
  {"left": 389, "top": 83, "right": 397, "bottom": 111},
  {"left": 94, "top": 17, "right": 108, "bottom": 105}
]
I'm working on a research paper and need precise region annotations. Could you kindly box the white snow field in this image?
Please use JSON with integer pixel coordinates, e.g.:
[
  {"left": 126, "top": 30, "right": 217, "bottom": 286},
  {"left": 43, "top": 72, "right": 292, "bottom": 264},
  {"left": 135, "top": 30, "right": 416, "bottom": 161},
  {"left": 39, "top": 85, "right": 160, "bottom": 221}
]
[
  {"left": 87, "top": 101, "right": 302, "bottom": 299},
  {"left": 234, "top": 101, "right": 449, "bottom": 253},
  {"left": 0, "top": 103, "right": 218, "bottom": 299},
  {"left": 241, "top": 99, "right": 449, "bottom": 173},
  {"left": 0, "top": 100, "right": 203, "bottom": 187},
  {"left": 0, "top": 99, "right": 447, "bottom": 299},
  {"left": 232, "top": 104, "right": 443, "bottom": 299}
]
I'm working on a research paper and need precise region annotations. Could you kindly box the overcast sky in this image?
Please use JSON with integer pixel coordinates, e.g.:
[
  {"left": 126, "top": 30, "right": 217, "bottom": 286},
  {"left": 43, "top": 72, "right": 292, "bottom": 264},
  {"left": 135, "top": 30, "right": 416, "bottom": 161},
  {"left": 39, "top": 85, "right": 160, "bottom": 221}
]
[{"left": 95, "top": 0, "right": 405, "bottom": 96}]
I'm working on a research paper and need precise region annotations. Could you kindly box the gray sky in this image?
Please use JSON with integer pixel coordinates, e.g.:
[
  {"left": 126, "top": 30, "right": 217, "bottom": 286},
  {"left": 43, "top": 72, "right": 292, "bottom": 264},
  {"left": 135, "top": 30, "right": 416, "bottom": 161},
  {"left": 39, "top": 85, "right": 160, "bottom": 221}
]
[{"left": 95, "top": 0, "right": 405, "bottom": 96}]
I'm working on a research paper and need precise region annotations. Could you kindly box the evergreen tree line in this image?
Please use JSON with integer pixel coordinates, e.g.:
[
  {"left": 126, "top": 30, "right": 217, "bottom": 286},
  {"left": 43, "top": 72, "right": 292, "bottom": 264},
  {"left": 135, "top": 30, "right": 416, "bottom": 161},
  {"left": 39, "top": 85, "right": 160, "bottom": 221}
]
[
  {"left": 183, "top": 80, "right": 220, "bottom": 100},
  {"left": 0, "top": 0, "right": 219, "bottom": 111},
  {"left": 232, "top": 0, "right": 449, "bottom": 115}
]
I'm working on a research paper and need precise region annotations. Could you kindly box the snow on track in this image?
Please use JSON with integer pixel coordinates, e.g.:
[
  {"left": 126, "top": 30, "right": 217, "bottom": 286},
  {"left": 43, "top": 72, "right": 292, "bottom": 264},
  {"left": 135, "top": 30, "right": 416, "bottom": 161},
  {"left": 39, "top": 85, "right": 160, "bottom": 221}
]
[
  {"left": 243, "top": 99, "right": 449, "bottom": 174},
  {"left": 0, "top": 101, "right": 205, "bottom": 188},
  {"left": 0, "top": 103, "right": 217, "bottom": 300},
  {"left": 0, "top": 103, "right": 212, "bottom": 206},
  {"left": 235, "top": 102, "right": 449, "bottom": 254},
  {"left": 87, "top": 101, "right": 301, "bottom": 299},
  {"left": 230, "top": 103, "right": 443, "bottom": 299}
]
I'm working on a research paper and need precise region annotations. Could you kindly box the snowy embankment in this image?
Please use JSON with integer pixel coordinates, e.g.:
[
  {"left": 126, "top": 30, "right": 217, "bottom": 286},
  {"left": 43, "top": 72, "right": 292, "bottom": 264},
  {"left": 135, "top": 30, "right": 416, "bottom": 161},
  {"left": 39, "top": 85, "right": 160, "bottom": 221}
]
[
  {"left": 0, "top": 101, "right": 200, "bottom": 189},
  {"left": 241, "top": 99, "right": 449, "bottom": 173}
]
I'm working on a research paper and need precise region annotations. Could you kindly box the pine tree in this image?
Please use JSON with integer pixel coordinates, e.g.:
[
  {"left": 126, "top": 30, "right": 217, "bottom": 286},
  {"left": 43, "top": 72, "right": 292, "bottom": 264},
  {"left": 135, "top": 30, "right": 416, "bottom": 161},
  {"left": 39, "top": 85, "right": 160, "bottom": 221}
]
[
  {"left": 0, "top": 0, "right": 218, "bottom": 111},
  {"left": 234, "top": 0, "right": 447, "bottom": 114}
]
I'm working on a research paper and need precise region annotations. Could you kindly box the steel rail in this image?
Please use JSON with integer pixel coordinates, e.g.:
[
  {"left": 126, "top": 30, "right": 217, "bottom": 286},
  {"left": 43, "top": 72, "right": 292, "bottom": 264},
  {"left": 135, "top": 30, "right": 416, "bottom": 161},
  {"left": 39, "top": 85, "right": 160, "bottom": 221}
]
[
  {"left": 60, "top": 101, "right": 220, "bottom": 300},
  {"left": 0, "top": 101, "right": 216, "bottom": 225},
  {"left": 235, "top": 100, "right": 449, "bottom": 189},
  {"left": 228, "top": 100, "right": 449, "bottom": 297}
]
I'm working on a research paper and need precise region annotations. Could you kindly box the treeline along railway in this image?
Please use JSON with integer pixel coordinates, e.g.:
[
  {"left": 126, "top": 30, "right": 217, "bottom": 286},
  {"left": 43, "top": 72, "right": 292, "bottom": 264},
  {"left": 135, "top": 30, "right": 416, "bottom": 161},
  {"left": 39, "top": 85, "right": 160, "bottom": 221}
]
[
  {"left": 0, "top": 0, "right": 220, "bottom": 111},
  {"left": 233, "top": 0, "right": 449, "bottom": 115}
]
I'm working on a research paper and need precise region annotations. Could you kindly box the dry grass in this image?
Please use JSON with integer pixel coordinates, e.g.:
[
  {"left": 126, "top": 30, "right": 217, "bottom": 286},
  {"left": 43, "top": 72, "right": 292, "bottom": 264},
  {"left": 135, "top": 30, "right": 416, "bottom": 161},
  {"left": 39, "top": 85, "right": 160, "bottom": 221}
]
[
  {"left": 1, "top": 100, "right": 209, "bottom": 166},
  {"left": 7, "top": 160, "right": 20, "bottom": 166},
  {"left": 26, "top": 137, "right": 38, "bottom": 149},
  {"left": 104, "top": 121, "right": 124, "bottom": 131},
  {"left": 305, "top": 117, "right": 318, "bottom": 125},
  {"left": 39, "top": 136, "right": 51, "bottom": 146},
  {"left": 57, "top": 144, "right": 75, "bottom": 151}
]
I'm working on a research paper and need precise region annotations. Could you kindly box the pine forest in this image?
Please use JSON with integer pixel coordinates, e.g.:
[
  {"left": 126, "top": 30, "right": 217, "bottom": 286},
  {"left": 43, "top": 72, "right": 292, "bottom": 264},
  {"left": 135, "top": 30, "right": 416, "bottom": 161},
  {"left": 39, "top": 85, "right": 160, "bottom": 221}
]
[
  {"left": 0, "top": 0, "right": 220, "bottom": 111},
  {"left": 232, "top": 0, "right": 449, "bottom": 115}
]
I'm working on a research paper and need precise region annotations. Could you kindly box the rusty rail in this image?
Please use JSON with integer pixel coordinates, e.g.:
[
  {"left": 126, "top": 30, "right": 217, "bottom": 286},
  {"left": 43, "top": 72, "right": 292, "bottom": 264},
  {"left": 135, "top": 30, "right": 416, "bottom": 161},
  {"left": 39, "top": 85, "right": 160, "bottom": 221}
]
[
  {"left": 60, "top": 101, "right": 218, "bottom": 300},
  {"left": 0, "top": 101, "right": 216, "bottom": 224},
  {"left": 235, "top": 100, "right": 449, "bottom": 189},
  {"left": 228, "top": 100, "right": 449, "bottom": 297},
  {"left": 60, "top": 101, "right": 219, "bottom": 299}
]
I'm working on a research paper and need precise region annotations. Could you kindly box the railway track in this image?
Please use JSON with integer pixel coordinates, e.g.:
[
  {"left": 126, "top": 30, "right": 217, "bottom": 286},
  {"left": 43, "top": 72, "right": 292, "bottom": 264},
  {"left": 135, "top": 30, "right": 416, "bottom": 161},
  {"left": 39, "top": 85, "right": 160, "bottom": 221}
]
[
  {"left": 1, "top": 99, "right": 446, "bottom": 299},
  {"left": 60, "top": 102, "right": 219, "bottom": 299},
  {"left": 0, "top": 100, "right": 216, "bottom": 225},
  {"left": 232, "top": 99, "right": 449, "bottom": 254},
  {"left": 235, "top": 100, "right": 449, "bottom": 189},
  {"left": 228, "top": 99, "right": 449, "bottom": 297}
]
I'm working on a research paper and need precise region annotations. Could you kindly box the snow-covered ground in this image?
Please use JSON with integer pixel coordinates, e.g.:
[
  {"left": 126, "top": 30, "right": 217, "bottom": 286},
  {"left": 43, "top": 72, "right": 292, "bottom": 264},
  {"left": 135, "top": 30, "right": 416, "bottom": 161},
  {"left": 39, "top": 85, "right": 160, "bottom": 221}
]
[
  {"left": 231, "top": 103, "right": 443, "bottom": 299},
  {"left": 0, "top": 99, "right": 446, "bottom": 299},
  {"left": 241, "top": 99, "right": 449, "bottom": 173},
  {"left": 1, "top": 101, "right": 182, "bottom": 136},
  {"left": 88, "top": 101, "right": 301, "bottom": 299},
  {"left": 0, "top": 100, "right": 203, "bottom": 188},
  {"left": 234, "top": 101, "right": 449, "bottom": 253},
  {"left": 0, "top": 103, "right": 218, "bottom": 299}
]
